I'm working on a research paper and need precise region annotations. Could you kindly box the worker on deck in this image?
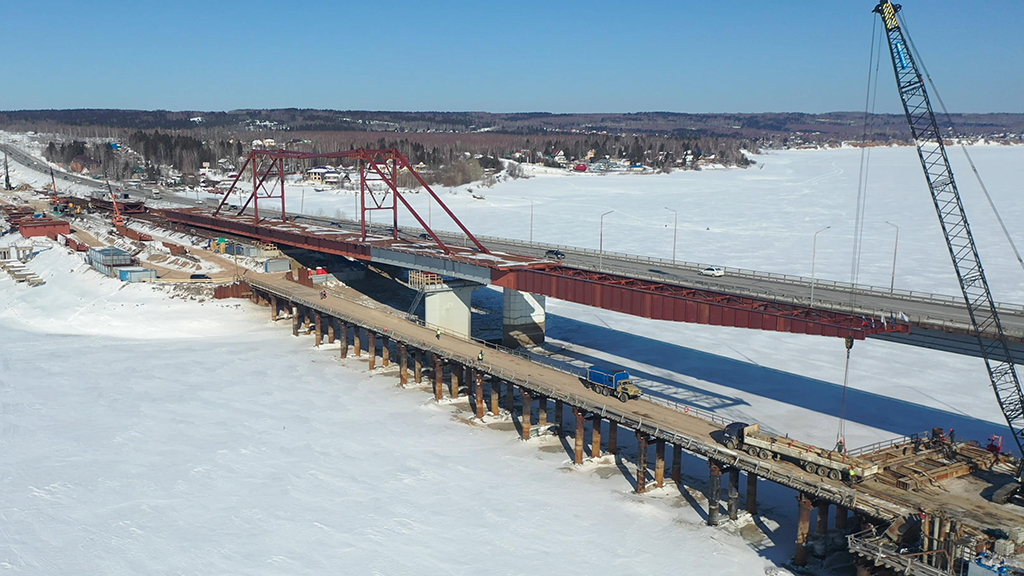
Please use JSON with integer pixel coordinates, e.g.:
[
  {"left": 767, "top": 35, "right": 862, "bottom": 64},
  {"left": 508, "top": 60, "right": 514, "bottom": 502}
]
[
  {"left": 436, "top": 329, "right": 442, "bottom": 340},
  {"left": 477, "top": 350, "right": 484, "bottom": 362}
]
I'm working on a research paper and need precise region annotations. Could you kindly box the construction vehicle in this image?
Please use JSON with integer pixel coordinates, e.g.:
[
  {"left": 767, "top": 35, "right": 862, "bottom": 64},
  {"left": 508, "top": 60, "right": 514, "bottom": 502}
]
[
  {"left": 582, "top": 367, "right": 644, "bottom": 403},
  {"left": 722, "top": 422, "right": 879, "bottom": 482},
  {"left": 873, "top": 1, "right": 1024, "bottom": 503}
]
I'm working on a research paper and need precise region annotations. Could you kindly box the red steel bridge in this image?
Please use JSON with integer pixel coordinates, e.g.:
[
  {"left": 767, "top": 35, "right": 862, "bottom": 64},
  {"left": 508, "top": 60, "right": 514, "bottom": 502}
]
[{"left": 163, "top": 148, "right": 908, "bottom": 342}]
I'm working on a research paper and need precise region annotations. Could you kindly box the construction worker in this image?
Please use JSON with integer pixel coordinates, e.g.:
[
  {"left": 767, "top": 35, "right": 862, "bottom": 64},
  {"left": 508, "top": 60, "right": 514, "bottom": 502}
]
[
  {"left": 477, "top": 350, "right": 484, "bottom": 362},
  {"left": 846, "top": 468, "right": 858, "bottom": 486},
  {"left": 436, "top": 328, "right": 442, "bottom": 340}
]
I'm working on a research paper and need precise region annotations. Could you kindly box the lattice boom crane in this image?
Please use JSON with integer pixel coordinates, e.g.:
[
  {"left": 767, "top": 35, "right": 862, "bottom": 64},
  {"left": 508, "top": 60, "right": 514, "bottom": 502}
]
[{"left": 873, "top": 1, "right": 1024, "bottom": 483}]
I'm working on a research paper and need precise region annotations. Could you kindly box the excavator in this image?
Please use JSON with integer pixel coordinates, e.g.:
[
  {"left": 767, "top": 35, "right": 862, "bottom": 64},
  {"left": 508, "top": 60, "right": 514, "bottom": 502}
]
[{"left": 873, "top": 1, "right": 1024, "bottom": 504}]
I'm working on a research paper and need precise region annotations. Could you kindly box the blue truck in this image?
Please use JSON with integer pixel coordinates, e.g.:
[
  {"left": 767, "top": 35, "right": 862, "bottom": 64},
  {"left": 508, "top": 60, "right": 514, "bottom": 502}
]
[{"left": 582, "top": 367, "right": 644, "bottom": 403}]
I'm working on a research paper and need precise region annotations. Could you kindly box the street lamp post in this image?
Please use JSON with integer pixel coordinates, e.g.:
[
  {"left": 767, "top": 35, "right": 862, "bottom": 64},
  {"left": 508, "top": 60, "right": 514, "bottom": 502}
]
[
  {"left": 664, "top": 207, "right": 678, "bottom": 264},
  {"left": 885, "top": 221, "right": 899, "bottom": 293},
  {"left": 529, "top": 199, "right": 535, "bottom": 243},
  {"left": 599, "top": 210, "right": 613, "bottom": 270},
  {"left": 810, "top": 225, "right": 831, "bottom": 305}
]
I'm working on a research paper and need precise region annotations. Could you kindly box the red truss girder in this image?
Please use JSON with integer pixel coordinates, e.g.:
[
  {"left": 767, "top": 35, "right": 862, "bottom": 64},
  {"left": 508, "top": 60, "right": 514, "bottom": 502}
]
[
  {"left": 212, "top": 148, "right": 488, "bottom": 256},
  {"left": 491, "top": 266, "right": 910, "bottom": 340}
]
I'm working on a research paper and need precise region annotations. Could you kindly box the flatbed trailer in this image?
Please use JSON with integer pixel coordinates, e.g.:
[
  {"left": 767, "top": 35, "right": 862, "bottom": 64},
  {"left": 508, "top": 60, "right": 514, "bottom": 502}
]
[{"left": 724, "top": 423, "right": 879, "bottom": 481}]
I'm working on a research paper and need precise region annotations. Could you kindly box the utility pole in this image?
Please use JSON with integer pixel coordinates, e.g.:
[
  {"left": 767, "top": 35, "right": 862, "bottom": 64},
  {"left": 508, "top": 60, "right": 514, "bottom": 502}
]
[
  {"left": 810, "top": 225, "right": 831, "bottom": 305},
  {"left": 664, "top": 207, "right": 678, "bottom": 264},
  {"left": 599, "top": 210, "right": 613, "bottom": 270},
  {"left": 885, "top": 221, "right": 899, "bottom": 293},
  {"left": 3, "top": 153, "right": 11, "bottom": 190}
]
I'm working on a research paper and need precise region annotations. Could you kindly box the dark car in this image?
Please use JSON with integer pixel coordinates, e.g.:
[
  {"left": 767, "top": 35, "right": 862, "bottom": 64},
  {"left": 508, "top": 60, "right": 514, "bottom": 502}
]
[
  {"left": 190, "top": 273, "right": 211, "bottom": 280},
  {"left": 418, "top": 233, "right": 432, "bottom": 240},
  {"left": 544, "top": 249, "right": 566, "bottom": 260}
]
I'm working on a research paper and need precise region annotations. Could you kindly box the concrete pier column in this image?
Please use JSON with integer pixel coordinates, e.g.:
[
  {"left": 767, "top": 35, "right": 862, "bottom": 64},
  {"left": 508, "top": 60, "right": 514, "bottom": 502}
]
[
  {"left": 424, "top": 284, "right": 478, "bottom": 339},
  {"left": 608, "top": 421, "right": 618, "bottom": 454},
  {"left": 672, "top": 444, "right": 682, "bottom": 484},
  {"left": 381, "top": 336, "right": 389, "bottom": 367},
  {"left": 354, "top": 327, "right": 362, "bottom": 357},
  {"left": 340, "top": 322, "right": 349, "bottom": 357},
  {"left": 505, "top": 380, "right": 514, "bottom": 413},
  {"left": 398, "top": 343, "right": 408, "bottom": 386},
  {"left": 415, "top": 350, "right": 423, "bottom": 384},
  {"left": 434, "top": 357, "right": 443, "bottom": 401},
  {"left": 707, "top": 461, "right": 722, "bottom": 525},
  {"left": 270, "top": 296, "right": 278, "bottom": 321},
  {"left": 537, "top": 395, "right": 547, "bottom": 427},
  {"left": 573, "top": 408, "right": 586, "bottom": 465},
  {"left": 835, "top": 505, "right": 847, "bottom": 531},
  {"left": 746, "top": 473, "right": 758, "bottom": 515},
  {"left": 555, "top": 399, "right": 563, "bottom": 431},
  {"left": 314, "top": 313, "right": 323, "bottom": 347},
  {"left": 591, "top": 415, "right": 602, "bottom": 458},
  {"left": 292, "top": 306, "right": 300, "bottom": 336},
  {"left": 502, "top": 288, "right": 546, "bottom": 347},
  {"left": 794, "top": 493, "right": 813, "bottom": 567},
  {"left": 474, "top": 372, "right": 485, "bottom": 420},
  {"left": 327, "top": 318, "right": 335, "bottom": 343},
  {"left": 368, "top": 332, "right": 376, "bottom": 370},
  {"left": 728, "top": 468, "right": 740, "bottom": 520},
  {"left": 816, "top": 501, "right": 829, "bottom": 535},
  {"left": 520, "top": 388, "right": 532, "bottom": 440},
  {"left": 636, "top": 433, "right": 650, "bottom": 494},
  {"left": 451, "top": 365, "right": 461, "bottom": 400},
  {"left": 489, "top": 379, "right": 499, "bottom": 416},
  {"left": 655, "top": 440, "right": 666, "bottom": 488}
]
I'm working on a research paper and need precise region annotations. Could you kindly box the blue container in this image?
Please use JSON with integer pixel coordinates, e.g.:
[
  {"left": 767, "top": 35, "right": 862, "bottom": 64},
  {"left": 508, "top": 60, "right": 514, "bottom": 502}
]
[{"left": 117, "top": 266, "right": 157, "bottom": 282}]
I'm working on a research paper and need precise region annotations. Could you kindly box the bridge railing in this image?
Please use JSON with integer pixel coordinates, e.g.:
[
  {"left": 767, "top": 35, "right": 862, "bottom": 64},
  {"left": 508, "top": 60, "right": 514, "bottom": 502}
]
[
  {"left": 848, "top": 431, "right": 930, "bottom": 457},
  {"left": 847, "top": 530, "right": 951, "bottom": 576}
]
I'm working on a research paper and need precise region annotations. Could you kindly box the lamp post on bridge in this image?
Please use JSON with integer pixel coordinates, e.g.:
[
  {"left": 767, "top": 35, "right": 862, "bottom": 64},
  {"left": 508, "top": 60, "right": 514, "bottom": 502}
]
[
  {"left": 885, "top": 220, "right": 899, "bottom": 293},
  {"left": 664, "top": 207, "right": 678, "bottom": 264},
  {"left": 810, "top": 225, "right": 831, "bottom": 305},
  {"left": 599, "top": 210, "right": 614, "bottom": 270},
  {"left": 528, "top": 199, "right": 535, "bottom": 243}
]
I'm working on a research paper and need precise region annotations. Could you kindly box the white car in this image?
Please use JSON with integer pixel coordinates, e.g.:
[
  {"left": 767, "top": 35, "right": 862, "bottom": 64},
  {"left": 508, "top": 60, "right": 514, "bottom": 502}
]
[{"left": 700, "top": 266, "right": 725, "bottom": 277}]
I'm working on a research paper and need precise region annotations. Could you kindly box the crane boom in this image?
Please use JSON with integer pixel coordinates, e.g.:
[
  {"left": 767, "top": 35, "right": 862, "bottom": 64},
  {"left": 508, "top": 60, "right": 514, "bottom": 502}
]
[{"left": 873, "top": 1, "right": 1024, "bottom": 477}]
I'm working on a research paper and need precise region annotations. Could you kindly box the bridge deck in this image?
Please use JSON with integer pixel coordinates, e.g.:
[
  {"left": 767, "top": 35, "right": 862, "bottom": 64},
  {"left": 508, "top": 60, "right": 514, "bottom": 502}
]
[{"left": 245, "top": 272, "right": 1024, "bottom": 535}]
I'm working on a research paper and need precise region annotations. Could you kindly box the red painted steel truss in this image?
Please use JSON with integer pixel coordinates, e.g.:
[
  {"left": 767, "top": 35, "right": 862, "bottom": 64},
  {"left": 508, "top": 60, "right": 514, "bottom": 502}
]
[
  {"left": 491, "top": 266, "right": 910, "bottom": 340},
  {"left": 213, "top": 148, "right": 488, "bottom": 255}
]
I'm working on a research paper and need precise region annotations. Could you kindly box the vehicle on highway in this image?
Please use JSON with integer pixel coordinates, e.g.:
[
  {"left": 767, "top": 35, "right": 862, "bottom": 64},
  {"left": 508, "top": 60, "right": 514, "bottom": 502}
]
[
  {"left": 720, "top": 422, "right": 878, "bottom": 482},
  {"left": 190, "top": 273, "right": 211, "bottom": 280},
  {"left": 544, "top": 249, "right": 566, "bottom": 260},
  {"left": 581, "top": 367, "right": 643, "bottom": 403},
  {"left": 418, "top": 233, "right": 432, "bottom": 240},
  {"left": 700, "top": 266, "right": 725, "bottom": 277}
]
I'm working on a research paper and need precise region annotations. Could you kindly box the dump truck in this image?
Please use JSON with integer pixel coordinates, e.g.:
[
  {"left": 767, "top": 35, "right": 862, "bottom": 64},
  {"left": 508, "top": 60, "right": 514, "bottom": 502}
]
[
  {"left": 721, "top": 422, "right": 879, "bottom": 482},
  {"left": 582, "top": 367, "right": 643, "bottom": 403}
]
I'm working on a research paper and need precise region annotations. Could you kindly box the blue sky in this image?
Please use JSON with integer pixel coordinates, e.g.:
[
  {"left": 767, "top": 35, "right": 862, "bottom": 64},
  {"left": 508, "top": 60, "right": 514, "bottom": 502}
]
[{"left": 2, "top": 0, "right": 1021, "bottom": 113}]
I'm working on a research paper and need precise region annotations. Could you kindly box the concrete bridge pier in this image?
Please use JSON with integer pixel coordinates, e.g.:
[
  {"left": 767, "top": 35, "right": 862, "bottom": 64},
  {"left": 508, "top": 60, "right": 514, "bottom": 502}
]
[
  {"left": 728, "top": 468, "right": 740, "bottom": 520},
  {"left": 636, "top": 433, "right": 650, "bottom": 494},
  {"left": 488, "top": 379, "right": 499, "bottom": 416},
  {"left": 573, "top": 408, "right": 586, "bottom": 464},
  {"left": 433, "top": 357, "right": 443, "bottom": 401},
  {"left": 505, "top": 380, "right": 515, "bottom": 414},
  {"left": 591, "top": 415, "right": 602, "bottom": 458},
  {"left": 816, "top": 501, "right": 830, "bottom": 535},
  {"left": 354, "top": 327, "right": 362, "bottom": 357},
  {"left": 381, "top": 336, "right": 389, "bottom": 367},
  {"left": 368, "top": 332, "right": 376, "bottom": 370},
  {"left": 520, "top": 388, "right": 533, "bottom": 440},
  {"left": 424, "top": 283, "right": 479, "bottom": 340},
  {"left": 746, "top": 473, "right": 758, "bottom": 515},
  {"left": 314, "top": 313, "right": 323, "bottom": 347},
  {"left": 607, "top": 421, "right": 618, "bottom": 454},
  {"left": 340, "top": 322, "right": 349, "bottom": 357},
  {"left": 474, "top": 372, "right": 484, "bottom": 419},
  {"left": 398, "top": 343, "right": 408, "bottom": 386},
  {"left": 270, "top": 296, "right": 278, "bottom": 321},
  {"left": 672, "top": 444, "right": 682, "bottom": 484},
  {"left": 414, "top": 350, "right": 423, "bottom": 383},
  {"left": 292, "top": 305, "right": 300, "bottom": 336},
  {"left": 554, "top": 399, "right": 564, "bottom": 432},
  {"left": 452, "top": 365, "right": 461, "bottom": 399},
  {"left": 327, "top": 317, "right": 335, "bottom": 343},
  {"left": 655, "top": 440, "right": 666, "bottom": 488},
  {"left": 502, "top": 289, "right": 546, "bottom": 348}
]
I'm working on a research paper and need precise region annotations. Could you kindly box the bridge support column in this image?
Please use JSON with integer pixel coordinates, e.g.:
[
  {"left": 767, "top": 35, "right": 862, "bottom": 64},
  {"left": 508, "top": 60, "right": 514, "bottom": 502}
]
[
  {"left": 451, "top": 365, "right": 461, "bottom": 400},
  {"left": 314, "top": 313, "right": 322, "bottom": 347},
  {"left": 520, "top": 388, "right": 532, "bottom": 440},
  {"left": 327, "top": 317, "right": 335, "bottom": 343},
  {"left": 474, "top": 372, "right": 484, "bottom": 420},
  {"left": 292, "top": 306, "right": 299, "bottom": 336},
  {"left": 728, "top": 468, "right": 740, "bottom": 520},
  {"left": 656, "top": 440, "right": 669, "bottom": 482},
  {"left": 746, "top": 473, "right": 758, "bottom": 515},
  {"left": 835, "top": 505, "right": 847, "bottom": 531},
  {"left": 537, "top": 395, "right": 547, "bottom": 427},
  {"left": 502, "top": 288, "right": 546, "bottom": 348},
  {"left": 794, "top": 493, "right": 813, "bottom": 567},
  {"left": 398, "top": 343, "right": 408, "bottom": 386},
  {"left": 354, "top": 327, "right": 361, "bottom": 357},
  {"left": 489, "top": 378, "right": 499, "bottom": 416},
  {"left": 573, "top": 408, "right": 585, "bottom": 465},
  {"left": 591, "top": 415, "right": 601, "bottom": 458},
  {"left": 816, "top": 501, "right": 829, "bottom": 535},
  {"left": 636, "top": 433, "right": 650, "bottom": 494},
  {"left": 340, "top": 322, "right": 349, "bottom": 357},
  {"left": 381, "top": 336, "right": 389, "bottom": 366},
  {"left": 707, "top": 461, "right": 721, "bottom": 526},
  {"left": 608, "top": 421, "right": 618, "bottom": 454},
  {"left": 505, "top": 380, "right": 514, "bottom": 413},
  {"left": 434, "top": 357, "right": 443, "bottom": 401},
  {"left": 270, "top": 296, "right": 278, "bottom": 321},
  {"left": 368, "top": 332, "right": 376, "bottom": 370},
  {"left": 672, "top": 444, "right": 682, "bottom": 484},
  {"left": 425, "top": 285, "right": 478, "bottom": 340},
  {"left": 555, "top": 399, "right": 563, "bottom": 432},
  {"left": 415, "top": 350, "right": 423, "bottom": 384}
]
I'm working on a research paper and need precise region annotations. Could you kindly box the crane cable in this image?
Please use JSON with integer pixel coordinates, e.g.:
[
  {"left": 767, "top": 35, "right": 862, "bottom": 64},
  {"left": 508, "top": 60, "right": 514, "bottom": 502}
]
[
  {"left": 850, "top": 19, "right": 885, "bottom": 302},
  {"left": 835, "top": 336, "right": 855, "bottom": 455},
  {"left": 900, "top": 13, "right": 1024, "bottom": 275}
]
